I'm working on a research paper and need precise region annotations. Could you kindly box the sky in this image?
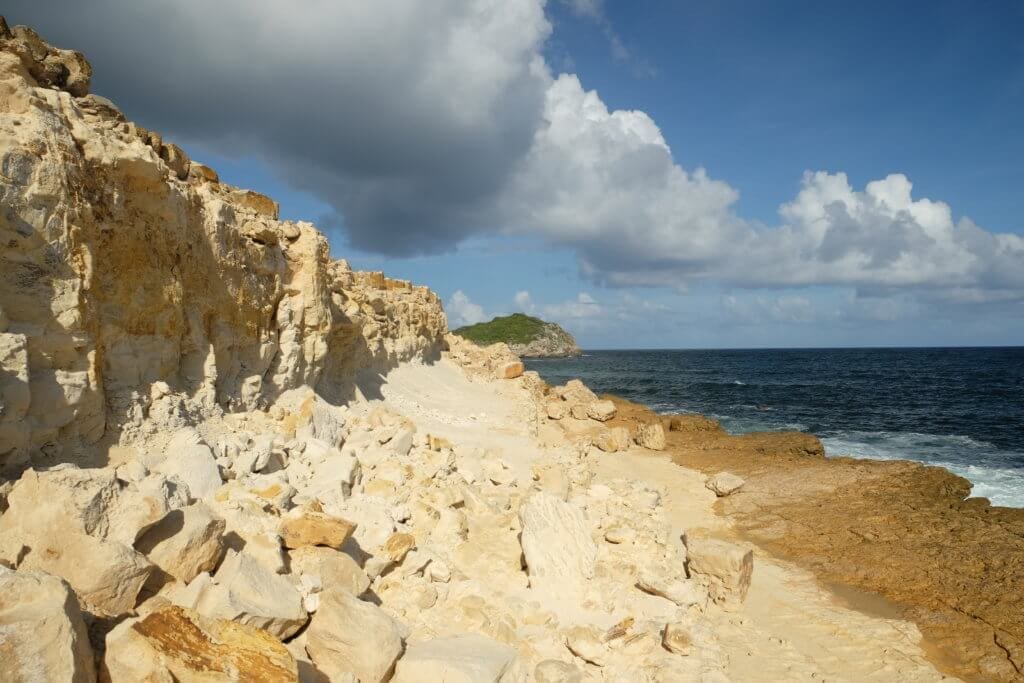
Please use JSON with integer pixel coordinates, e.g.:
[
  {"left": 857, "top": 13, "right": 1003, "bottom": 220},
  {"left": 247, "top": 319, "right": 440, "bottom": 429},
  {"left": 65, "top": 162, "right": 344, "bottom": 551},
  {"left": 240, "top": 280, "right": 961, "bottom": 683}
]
[{"left": 7, "top": 1, "right": 1023, "bottom": 348}]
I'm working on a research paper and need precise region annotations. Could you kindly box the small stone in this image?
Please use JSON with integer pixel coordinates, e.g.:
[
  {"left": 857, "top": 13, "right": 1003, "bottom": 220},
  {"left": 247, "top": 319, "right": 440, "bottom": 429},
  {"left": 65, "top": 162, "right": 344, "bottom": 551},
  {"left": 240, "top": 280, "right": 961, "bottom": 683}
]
[
  {"left": 706, "top": 472, "right": 745, "bottom": 497},
  {"left": 383, "top": 532, "right": 416, "bottom": 563},
  {"left": 662, "top": 622, "right": 694, "bottom": 655},
  {"left": 137, "top": 502, "right": 226, "bottom": 586},
  {"left": 636, "top": 571, "right": 706, "bottom": 608}
]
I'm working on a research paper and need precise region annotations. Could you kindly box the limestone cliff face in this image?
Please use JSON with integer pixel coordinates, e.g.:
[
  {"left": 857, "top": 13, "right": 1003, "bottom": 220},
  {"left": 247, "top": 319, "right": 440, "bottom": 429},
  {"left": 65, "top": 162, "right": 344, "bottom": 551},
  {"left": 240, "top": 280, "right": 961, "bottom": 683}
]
[{"left": 0, "top": 22, "right": 446, "bottom": 469}]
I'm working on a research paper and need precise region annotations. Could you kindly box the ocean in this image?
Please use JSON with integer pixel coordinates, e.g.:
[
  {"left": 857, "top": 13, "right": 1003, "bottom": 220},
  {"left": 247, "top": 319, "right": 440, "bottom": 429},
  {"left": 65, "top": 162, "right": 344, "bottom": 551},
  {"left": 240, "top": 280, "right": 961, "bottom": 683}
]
[{"left": 525, "top": 347, "right": 1024, "bottom": 507}]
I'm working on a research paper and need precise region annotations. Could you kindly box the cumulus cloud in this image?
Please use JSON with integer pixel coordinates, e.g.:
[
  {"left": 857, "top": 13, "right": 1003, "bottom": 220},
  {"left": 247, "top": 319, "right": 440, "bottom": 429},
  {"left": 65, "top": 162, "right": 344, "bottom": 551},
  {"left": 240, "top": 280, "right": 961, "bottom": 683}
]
[
  {"left": 514, "top": 290, "right": 535, "bottom": 312},
  {"left": 446, "top": 290, "right": 487, "bottom": 327},
  {"left": 8, "top": 1, "right": 1023, "bottom": 303}
]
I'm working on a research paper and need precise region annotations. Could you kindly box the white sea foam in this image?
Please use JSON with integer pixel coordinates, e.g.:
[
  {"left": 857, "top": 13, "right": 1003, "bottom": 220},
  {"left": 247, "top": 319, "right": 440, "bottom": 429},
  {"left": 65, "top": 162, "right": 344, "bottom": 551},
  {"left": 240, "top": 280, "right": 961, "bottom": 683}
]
[{"left": 821, "top": 431, "right": 1024, "bottom": 508}]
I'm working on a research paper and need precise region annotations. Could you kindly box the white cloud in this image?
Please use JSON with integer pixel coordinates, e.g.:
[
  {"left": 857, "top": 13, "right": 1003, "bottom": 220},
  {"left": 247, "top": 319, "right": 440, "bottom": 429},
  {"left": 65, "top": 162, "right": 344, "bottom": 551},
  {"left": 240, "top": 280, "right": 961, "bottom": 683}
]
[
  {"left": 12, "top": 1, "right": 1023, "bottom": 305},
  {"left": 445, "top": 290, "right": 487, "bottom": 327},
  {"left": 541, "top": 292, "right": 603, "bottom": 321},
  {"left": 514, "top": 290, "right": 535, "bottom": 311}
]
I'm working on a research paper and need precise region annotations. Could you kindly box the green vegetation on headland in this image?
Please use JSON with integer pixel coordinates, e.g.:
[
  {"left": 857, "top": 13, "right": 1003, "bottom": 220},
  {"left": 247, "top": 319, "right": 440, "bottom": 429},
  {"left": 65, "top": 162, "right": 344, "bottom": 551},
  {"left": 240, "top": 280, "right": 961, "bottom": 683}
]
[
  {"left": 453, "top": 313, "right": 547, "bottom": 345},
  {"left": 453, "top": 313, "right": 582, "bottom": 357}
]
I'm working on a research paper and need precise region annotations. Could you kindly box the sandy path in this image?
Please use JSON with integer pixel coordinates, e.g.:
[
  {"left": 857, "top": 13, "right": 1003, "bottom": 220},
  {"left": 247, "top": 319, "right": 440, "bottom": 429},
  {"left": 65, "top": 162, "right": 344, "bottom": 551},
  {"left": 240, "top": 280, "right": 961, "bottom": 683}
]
[{"left": 376, "top": 361, "right": 953, "bottom": 681}]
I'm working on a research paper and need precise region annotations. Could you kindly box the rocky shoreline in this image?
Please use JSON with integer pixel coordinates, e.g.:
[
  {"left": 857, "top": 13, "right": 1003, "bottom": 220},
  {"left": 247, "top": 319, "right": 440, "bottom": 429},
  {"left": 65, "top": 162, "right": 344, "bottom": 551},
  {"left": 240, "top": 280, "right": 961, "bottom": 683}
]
[
  {"left": 604, "top": 396, "right": 1024, "bottom": 682},
  {"left": 0, "top": 19, "right": 997, "bottom": 682}
]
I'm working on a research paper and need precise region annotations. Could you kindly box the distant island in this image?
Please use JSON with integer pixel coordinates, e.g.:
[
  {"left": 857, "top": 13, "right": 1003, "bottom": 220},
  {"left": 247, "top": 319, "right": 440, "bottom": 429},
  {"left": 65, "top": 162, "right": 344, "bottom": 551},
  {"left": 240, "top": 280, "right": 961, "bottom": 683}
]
[{"left": 453, "top": 313, "right": 582, "bottom": 358}]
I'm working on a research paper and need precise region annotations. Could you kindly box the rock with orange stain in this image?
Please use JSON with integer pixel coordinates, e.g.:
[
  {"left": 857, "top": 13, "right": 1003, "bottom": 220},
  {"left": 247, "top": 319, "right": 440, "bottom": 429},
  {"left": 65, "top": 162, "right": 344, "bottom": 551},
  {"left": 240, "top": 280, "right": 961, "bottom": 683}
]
[
  {"left": 101, "top": 603, "right": 298, "bottom": 682},
  {"left": 279, "top": 506, "right": 356, "bottom": 550}
]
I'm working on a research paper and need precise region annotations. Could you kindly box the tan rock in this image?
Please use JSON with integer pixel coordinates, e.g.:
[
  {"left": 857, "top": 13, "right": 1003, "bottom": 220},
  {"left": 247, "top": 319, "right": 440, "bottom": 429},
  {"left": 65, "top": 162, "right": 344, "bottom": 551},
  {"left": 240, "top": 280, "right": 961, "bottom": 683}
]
[
  {"left": 0, "top": 568, "right": 95, "bottom": 683},
  {"left": 555, "top": 379, "right": 598, "bottom": 405},
  {"left": 591, "top": 430, "right": 620, "bottom": 453},
  {"left": 565, "top": 626, "right": 607, "bottom": 666},
  {"left": 499, "top": 361, "right": 525, "bottom": 379},
  {"left": 662, "top": 621, "right": 693, "bottom": 655},
  {"left": 137, "top": 502, "right": 226, "bottom": 586},
  {"left": 634, "top": 422, "right": 667, "bottom": 450},
  {"left": 306, "top": 587, "right": 403, "bottom": 683},
  {"left": 288, "top": 546, "right": 370, "bottom": 597},
  {"left": 279, "top": 506, "right": 356, "bottom": 549},
  {"left": 705, "top": 471, "right": 745, "bottom": 497},
  {"left": 392, "top": 634, "right": 519, "bottom": 682},
  {"left": 19, "top": 530, "right": 152, "bottom": 617},
  {"left": 519, "top": 493, "right": 597, "bottom": 593},
  {"left": 197, "top": 550, "right": 307, "bottom": 639},
  {"left": 545, "top": 401, "right": 567, "bottom": 420},
  {"left": 102, "top": 604, "right": 298, "bottom": 682},
  {"left": 0, "top": 465, "right": 118, "bottom": 538},
  {"left": 535, "top": 659, "right": 583, "bottom": 683},
  {"left": 569, "top": 404, "right": 589, "bottom": 420},
  {"left": 636, "top": 571, "right": 707, "bottom": 608},
  {"left": 685, "top": 536, "right": 754, "bottom": 603},
  {"left": 383, "top": 531, "right": 416, "bottom": 563},
  {"left": 586, "top": 400, "right": 616, "bottom": 422}
]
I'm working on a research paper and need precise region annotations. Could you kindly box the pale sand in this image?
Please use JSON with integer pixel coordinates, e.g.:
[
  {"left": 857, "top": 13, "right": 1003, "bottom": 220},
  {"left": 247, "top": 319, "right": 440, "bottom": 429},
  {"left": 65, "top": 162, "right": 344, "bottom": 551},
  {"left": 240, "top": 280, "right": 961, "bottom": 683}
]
[{"left": 377, "top": 359, "right": 956, "bottom": 681}]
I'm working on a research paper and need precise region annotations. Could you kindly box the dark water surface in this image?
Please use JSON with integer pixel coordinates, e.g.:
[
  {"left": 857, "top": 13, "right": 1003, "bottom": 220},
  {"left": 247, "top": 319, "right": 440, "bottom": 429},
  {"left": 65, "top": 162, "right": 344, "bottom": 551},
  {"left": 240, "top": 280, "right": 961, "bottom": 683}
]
[{"left": 525, "top": 347, "right": 1024, "bottom": 507}]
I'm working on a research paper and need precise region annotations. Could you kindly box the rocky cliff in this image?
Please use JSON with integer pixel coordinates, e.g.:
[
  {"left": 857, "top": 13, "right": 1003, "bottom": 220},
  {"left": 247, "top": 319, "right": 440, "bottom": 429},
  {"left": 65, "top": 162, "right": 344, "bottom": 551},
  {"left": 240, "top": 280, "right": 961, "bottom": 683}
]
[
  {"left": 0, "top": 20, "right": 446, "bottom": 472},
  {"left": 454, "top": 313, "right": 581, "bottom": 358}
]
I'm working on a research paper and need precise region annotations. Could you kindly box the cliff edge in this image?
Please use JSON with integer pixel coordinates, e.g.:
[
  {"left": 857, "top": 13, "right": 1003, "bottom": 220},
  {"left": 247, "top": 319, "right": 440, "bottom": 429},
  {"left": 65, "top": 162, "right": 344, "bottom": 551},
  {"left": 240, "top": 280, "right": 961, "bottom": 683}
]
[{"left": 0, "top": 20, "right": 446, "bottom": 471}]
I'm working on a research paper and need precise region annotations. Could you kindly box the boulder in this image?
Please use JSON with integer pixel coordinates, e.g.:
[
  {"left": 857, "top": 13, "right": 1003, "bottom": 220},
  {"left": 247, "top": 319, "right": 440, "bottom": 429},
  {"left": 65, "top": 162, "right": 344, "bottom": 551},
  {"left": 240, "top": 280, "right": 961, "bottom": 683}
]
[
  {"left": 519, "top": 494, "right": 597, "bottom": 593},
  {"left": 19, "top": 531, "right": 152, "bottom": 617},
  {"left": 499, "top": 361, "right": 525, "bottom": 380},
  {"left": 154, "top": 437, "right": 222, "bottom": 501},
  {"left": 105, "top": 474, "right": 176, "bottom": 545},
  {"left": 288, "top": 546, "right": 370, "bottom": 597},
  {"left": 705, "top": 472, "right": 745, "bottom": 497},
  {"left": 545, "top": 401, "right": 567, "bottom": 420},
  {"left": 591, "top": 430, "right": 619, "bottom": 453},
  {"left": 634, "top": 422, "right": 667, "bottom": 451},
  {"left": 196, "top": 550, "right": 307, "bottom": 639},
  {"left": 685, "top": 536, "right": 754, "bottom": 603},
  {"left": 305, "top": 587, "right": 403, "bottom": 683},
  {"left": 636, "top": 571, "right": 707, "bottom": 608},
  {"left": 569, "top": 404, "right": 589, "bottom": 420},
  {"left": 586, "top": 400, "right": 616, "bottom": 422},
  {"left": 0, "top": 568, "right": 95, "bottom": 683},
  {"left": 555, "top": 379, "right": 598, "bottom": 405},
  {"left": 279, "top": 505, "right": 356, "bottom": 549},
  {"left": 0, "top": 465, "right": 118, "bottom": 538},
  {"left": 102, "top": 604, "right": 298, "bottom": 682},
  {"left": 137, "top": 502, "right": 226, "bottom": 586},
  {"left": 392, "top": 634, "right": 519, "bottom": 682}
]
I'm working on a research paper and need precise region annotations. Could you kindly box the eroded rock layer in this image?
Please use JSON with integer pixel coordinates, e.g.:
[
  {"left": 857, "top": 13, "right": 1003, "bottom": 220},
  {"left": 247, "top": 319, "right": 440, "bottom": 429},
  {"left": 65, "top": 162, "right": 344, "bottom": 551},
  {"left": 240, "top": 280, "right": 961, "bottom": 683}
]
[{"left": 0, "top": 22, "right": 445, "bottom": 471}]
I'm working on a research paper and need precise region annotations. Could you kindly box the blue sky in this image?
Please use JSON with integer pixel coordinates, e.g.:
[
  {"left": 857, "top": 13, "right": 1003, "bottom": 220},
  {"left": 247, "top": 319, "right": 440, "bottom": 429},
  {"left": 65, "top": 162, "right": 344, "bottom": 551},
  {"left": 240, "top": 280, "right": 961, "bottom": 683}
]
[{"left": 11, "top": 1, "right": 1023, "bottom": 348}]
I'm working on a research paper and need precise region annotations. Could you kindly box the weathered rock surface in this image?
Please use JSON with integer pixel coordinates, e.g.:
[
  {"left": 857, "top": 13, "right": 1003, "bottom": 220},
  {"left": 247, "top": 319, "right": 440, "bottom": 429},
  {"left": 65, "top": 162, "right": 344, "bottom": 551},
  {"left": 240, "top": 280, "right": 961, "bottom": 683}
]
[
  {"left": 0, "top": 568, "right": 95, "bottom": 683},
  {"left": 392, "top": 634, "right": 519, "bottom": 682},
  {"left": 685, "top": 536, "right": 754, "bottom": 604},
  {"left": 519, "top": 493, "right": 597, "bottom": 593},
  {"left": 635, "top": 422, "right": 667, "bottom": 450},
  {"left": 305, "top": 587, "right": 403, "bottom": 683},
  {"left": 0, "top": 22, "right": 446, "bottom": 469},
  {"left": 102, "top": 604, "right": 298, "bottom": 682},
  {"left": 137, "top": 502, "right": 226, "bottom": 586},
  {"left": 18, "top": 531, "right": 152, "bottom": 617},
  {"left": 196, "top": 550, "right": 307, "bottom": 639}
]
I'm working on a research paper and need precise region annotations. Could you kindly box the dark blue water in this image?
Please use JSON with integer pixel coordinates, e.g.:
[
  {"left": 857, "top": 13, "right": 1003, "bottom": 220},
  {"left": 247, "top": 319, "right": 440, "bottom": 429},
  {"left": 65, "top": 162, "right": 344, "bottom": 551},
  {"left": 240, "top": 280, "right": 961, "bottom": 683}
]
[{"left": 525, "top": 348, "right": 1024, "bottom": 506}]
